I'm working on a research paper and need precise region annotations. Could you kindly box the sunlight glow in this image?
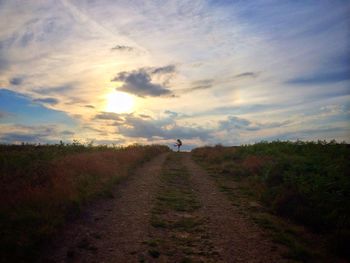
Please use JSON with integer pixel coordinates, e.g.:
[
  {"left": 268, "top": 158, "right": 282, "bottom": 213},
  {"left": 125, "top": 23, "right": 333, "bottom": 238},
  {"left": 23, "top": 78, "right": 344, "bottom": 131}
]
[{"left": 105, "top": 91, "right": 134, "bottom": 113}]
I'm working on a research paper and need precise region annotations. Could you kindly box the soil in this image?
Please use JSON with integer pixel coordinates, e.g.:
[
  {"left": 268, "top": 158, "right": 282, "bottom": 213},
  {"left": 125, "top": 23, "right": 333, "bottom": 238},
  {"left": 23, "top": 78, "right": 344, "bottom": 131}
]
[
  {"left": 42, "top": 153, "right": 169, "bottom": 263},
  {"left": 42, "top": 152, "right": 291, "bottom": 263}
]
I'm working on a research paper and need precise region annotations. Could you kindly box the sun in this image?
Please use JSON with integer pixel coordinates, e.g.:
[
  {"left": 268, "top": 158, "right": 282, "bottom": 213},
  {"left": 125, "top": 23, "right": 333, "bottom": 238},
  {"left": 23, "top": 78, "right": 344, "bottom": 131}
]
[{"left": 105, "top": 91, "right": 134, "bottom": 113}]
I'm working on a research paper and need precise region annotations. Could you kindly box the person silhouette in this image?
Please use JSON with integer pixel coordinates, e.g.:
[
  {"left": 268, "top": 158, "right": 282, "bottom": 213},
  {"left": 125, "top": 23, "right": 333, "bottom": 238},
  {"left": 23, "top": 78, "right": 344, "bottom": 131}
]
[{"left": 175, "top": 139, "right": 182, "bottom": 152}]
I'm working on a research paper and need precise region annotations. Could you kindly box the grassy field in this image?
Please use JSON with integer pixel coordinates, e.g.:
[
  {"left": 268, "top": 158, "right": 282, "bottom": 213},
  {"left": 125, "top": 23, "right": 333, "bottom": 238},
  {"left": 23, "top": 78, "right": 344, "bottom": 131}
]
[
  {"left": 0, "top": 142, "right": 168, "bottom": 262},
  {"left": 192, "top": 141, "right": 350, "bottom": 260}
]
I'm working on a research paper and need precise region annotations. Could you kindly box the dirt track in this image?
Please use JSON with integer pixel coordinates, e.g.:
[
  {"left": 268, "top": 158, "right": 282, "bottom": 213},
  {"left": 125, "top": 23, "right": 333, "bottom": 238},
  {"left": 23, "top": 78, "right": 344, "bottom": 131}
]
[
  {"left": 183, "top": 153, "right": 287, "bottom": 262},
  {"left": 43, "top": 152, "right": 288, "bottom": 263}
]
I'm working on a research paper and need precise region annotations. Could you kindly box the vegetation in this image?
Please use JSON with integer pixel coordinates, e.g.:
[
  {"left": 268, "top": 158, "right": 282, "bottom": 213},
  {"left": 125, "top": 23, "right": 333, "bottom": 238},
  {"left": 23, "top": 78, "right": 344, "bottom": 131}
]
[
  {"left": 149, "top": 153, "right": 218, "bottom": 262},
  {"left": 192, "top": 141, "right": 350, "bottom": 260},
  {"left": 0, "top": 142, "right": 168, "bottom": 262}
]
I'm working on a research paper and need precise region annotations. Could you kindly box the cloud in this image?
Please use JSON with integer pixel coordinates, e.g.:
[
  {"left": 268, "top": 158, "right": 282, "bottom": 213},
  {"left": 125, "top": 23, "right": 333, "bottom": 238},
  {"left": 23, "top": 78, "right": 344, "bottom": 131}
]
[
  {"left": 33, "top": 97, "right": 59, "bottom": 105},
  {"left": 150, "top": 65, "right": 176, "bottom": 75},
  {"left": 118, "top": 116, "right": 212, "bottom": 140},
  {"left": 235, "top": 72, "right": 259, "bottom": 78},
  {"left": 164, "top": 110, "right": 178, "bottom": 118},
  {"left": 0, "top": 88, "right": 76, "bottom": 127},
  {"left": 61, "top": 130, "right": 74, "bottom": 135},
  {"left": 286, "top": 70, "right": 350, "bottom": 85},
  {"left": 0, "top": 133, "right": 45, "bottom": 143},
  {"left": 10, "top": 76, "right": 24, "bottom": 85},
  {"left": 111, "top": 45, "right": 134, "bottom": 52},
  {"left": 0, "top": 124, "right": 75, "bottom": 144},
  {"left": 181, "top": 79, "right": 214, "bottom": 94},
  {"left": 94, "top": 112, "right": 124, "bottom": 121},
  {"left": 219, "top": 115, "right": 291, "bottom": 131},
  {"left": 112, "top": 67, "right": 174, "bottom": 97},
  {"left": 186, "top": 104, "right": 279, "bottom": 118},
  {"left": 95, "top": 112, "right": 213, "bottom": 141},
  {"left": 138, "top": 114, "right": 152, "bottom": 119},
  {"left": 0, "top": 1, "right": 349, "bottom": 146},
  {"left": 32, "top": 85, "right": 73, "bottom": 95}
]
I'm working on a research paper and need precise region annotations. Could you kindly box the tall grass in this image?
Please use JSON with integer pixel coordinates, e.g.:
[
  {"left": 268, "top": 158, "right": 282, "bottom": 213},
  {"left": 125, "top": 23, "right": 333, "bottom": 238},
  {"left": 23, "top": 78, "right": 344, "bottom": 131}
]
[
  {"left": 0, "top": 143, "right": 168, "bottom": 262},
  {"left": 192, "top": 141, "right": 350, "bottom": 259}
]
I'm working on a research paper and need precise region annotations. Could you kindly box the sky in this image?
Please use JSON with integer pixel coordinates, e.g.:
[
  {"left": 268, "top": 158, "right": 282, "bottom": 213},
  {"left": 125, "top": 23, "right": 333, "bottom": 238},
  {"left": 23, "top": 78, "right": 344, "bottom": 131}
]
[{"left": 0, "top": 0, "right": 349, "bottom": 149}]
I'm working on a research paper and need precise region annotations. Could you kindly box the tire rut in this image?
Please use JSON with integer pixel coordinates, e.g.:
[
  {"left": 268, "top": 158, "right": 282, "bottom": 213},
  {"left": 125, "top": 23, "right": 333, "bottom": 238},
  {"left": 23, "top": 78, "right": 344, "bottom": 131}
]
[{"left": 183, "top": 153, "right": 288, "bottom": 263}]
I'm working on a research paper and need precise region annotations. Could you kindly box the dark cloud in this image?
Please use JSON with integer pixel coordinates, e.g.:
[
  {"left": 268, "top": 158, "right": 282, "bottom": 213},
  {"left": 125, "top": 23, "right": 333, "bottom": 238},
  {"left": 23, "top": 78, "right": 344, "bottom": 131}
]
[
  {"left": 118, "top": 115, "right": 212, "bottom": 140},
  {"left": 61, "top": 130, "right": 75, "bottom": 135},
  {"left": 138, "top": 114, "right": 152, "bottom": 119},
  {"left": 33, "top": 97, "right": 59, "bottom": 105},
  {"left": 111, "top": 45, "right": 134, "bottom": 52},
  {"left": 0, "top": 133, "right": 44, "bottom": 143},
  {"left": 112, "top": 68, "right": 173, "bottom": 97},
  {"left": 286, "top": 70, "right": 350, "bottom": 85},
  {"left": 85, "top": 105, "right": 95, "bottom": 109},
  {"left": 0, "top": 125, "right": 54, "bottom": 143},
  {"left": 219, "top": 116, "right": 291, "bottom": 131},
  {"left": 111, "top": 65, "right": 176, "bottom": 97},
  {"left": 235, "top": 72, "right": 259, "bottom": 78},
  {"left": 10, "top": 76, "right": 24, "bottom": 85},
  {"left": 150, "top": 65, "right": 176, "bottom": 75},
  {"left": 96, "top": 112, "right": 212, "bottom": 141},
  {"left": 219, "top": 116, "right": 255, "bottom": 131}
]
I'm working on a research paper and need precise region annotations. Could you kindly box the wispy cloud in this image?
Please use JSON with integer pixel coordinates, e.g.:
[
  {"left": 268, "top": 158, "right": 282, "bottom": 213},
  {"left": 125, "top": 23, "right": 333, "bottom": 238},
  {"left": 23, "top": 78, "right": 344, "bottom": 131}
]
[
  {"left": 111, "top": 45, "right": 134, "bottom": 52},
  {"left": 0, "top": 0, "right": 349, "bottom": 146},
  {"left": 235, "top": 72, "right": 259, "bottom": 78},
  {"left": 286, "top": 71, "right": 350, "bottom": 85},
  {"left": 33, "top": 97, "right": 59, "bottom": 105},
  {"left": 219, "top": 116, "right": 291, "bottom": 132}
]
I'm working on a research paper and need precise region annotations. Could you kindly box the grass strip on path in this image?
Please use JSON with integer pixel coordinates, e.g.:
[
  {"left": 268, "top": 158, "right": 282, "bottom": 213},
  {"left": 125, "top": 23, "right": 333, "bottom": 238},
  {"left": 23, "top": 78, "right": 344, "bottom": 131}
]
[{"left": 143, "top": 153, "right": 219, "bottom": 263}]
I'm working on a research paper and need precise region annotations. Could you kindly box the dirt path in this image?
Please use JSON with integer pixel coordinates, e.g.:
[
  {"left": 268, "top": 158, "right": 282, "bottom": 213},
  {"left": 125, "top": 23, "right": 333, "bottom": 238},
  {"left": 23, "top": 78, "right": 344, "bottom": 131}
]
[
  {"left": 182, "top": 153, "right": 288, "bottom": 263},
  {"left": 43, "top": 153, "right": 168, "bottom": 263},
  {"left": 43, "top": 152, "right": 290, "bottom": 263}
]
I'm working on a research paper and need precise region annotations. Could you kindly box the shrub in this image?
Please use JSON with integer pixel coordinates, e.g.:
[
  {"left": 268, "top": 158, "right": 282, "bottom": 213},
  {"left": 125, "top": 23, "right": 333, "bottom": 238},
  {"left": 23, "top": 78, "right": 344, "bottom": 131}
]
[{"left": 192, "top": 140, "right": 350, "bottom": 258}]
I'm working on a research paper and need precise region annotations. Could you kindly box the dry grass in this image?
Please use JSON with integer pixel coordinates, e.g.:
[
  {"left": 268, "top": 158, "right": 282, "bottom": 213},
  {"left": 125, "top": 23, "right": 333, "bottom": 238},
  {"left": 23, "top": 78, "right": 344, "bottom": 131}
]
[{"left": 0, "top": 144, "right": 168, "bottom": 262}]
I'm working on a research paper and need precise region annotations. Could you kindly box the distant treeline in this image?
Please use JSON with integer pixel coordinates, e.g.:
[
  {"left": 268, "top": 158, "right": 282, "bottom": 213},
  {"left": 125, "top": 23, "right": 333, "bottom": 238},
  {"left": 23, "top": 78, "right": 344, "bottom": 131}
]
[
  {"left": 192, "top": 140, "right": 350, "bottom": 259},
  {"left": 0, "top": 143, "right": 169, "bottom": 262}
]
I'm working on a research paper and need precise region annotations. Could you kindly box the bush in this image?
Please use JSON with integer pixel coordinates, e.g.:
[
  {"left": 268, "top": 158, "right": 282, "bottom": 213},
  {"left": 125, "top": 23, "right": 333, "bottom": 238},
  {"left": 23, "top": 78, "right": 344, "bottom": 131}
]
[{"left": 192, "top": 140, "right": 350, "bottom": 258}]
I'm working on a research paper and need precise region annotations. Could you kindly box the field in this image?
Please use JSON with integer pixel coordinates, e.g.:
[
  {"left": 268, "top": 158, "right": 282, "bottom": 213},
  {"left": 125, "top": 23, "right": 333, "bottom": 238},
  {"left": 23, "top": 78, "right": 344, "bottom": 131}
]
[
  {"left": 192, "top": 141, "right": 350, "bottom": 260},
  {"left": 0, "top": 140, "right": 349, "bottom": 262},
  {"left": 0, "top": 143, "right": 169, "bottom": 262}
]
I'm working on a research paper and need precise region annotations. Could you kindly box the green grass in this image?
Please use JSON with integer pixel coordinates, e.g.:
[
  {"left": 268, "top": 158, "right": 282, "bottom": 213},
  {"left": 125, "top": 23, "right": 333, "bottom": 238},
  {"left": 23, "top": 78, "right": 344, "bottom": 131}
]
[
  {"left": 192, "top": 140, "right": 350, "bottom": 261},
  {"left": 149, "top": 153, "right": 218, "bottom": 262}
]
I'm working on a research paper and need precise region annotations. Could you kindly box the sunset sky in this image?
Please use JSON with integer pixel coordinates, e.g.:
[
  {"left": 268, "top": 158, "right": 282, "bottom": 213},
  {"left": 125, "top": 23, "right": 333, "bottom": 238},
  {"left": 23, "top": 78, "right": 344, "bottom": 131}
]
[{"left": 0, "top": 0, "right": 349, "bottom": 149}]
